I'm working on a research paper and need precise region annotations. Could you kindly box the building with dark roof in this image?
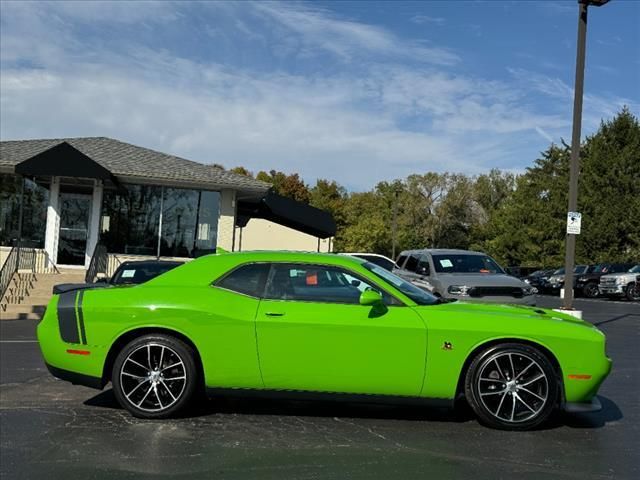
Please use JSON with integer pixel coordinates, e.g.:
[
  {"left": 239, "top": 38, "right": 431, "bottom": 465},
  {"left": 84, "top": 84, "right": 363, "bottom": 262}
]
[{"left": 0, "top": 137, "right": 335, "bottom": 274}]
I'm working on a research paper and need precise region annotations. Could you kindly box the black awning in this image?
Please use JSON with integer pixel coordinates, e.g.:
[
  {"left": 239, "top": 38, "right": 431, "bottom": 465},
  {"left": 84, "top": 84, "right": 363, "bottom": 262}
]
[
  {"left": 15, "top": 141, "right": 114, "bottom": 181},
  {"left": 237, "top": 192, "right": 336, "bottom": 238}
]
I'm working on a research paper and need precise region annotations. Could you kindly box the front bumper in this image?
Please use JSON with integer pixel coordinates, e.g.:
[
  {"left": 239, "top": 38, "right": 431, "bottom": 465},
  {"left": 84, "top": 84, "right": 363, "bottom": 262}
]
[
  {"left": 598, "top": 285, "right": 625, "bottom": 296},
  {"left": 564, "top": 396, "right": 602, "bottom": 413}
]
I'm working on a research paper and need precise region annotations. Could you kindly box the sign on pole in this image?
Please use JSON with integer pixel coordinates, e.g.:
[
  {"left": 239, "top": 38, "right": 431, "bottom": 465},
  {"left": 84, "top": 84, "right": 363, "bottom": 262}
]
[{"left": 567, "top": 211, "right": 582, "bottom": 235}]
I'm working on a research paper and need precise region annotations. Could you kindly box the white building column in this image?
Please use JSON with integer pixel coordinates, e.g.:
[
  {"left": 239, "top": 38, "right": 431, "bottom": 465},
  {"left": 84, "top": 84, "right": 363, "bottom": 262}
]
[
  {"left": 85, "top": 180, "right": 103, "bottom": 268},
  {"left": 217, "top": 189, "right": 237, "bottom": 251},
  {"left": 43, "top": 177, "right": 60, "bottom": 268}
]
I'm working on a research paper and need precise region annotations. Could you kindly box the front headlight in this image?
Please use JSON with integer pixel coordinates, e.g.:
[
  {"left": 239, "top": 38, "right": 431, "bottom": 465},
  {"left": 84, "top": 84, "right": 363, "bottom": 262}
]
[
  {"left": 524, "top": 278, "right": 531, "bottom": 284},
  {"left": 523, "top": 287, "right": 537, "bottom": 295},
  {"left": 448, "top": 285, "right": 470, "bottom": 296},
  {"left": 616, "top": 277, "right": 626, "bottom": 284}
]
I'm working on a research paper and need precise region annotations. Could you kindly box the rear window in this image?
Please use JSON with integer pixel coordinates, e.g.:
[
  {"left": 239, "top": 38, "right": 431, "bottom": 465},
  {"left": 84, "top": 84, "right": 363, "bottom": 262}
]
[
  {"left": 215, "top": 263, "right": 270, "bottom": 297},
  {"left": 111, "top": 263, "right": 182, "bottom": 285}
]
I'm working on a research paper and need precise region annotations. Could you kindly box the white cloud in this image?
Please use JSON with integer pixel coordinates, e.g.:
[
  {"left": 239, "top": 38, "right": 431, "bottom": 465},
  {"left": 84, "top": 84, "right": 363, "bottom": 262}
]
[
  {"left": 0, "top": 1, "right": 633, "bottom": 190},
  {"left": 253, "top": 2, "right": 459, "bottom": 65}
]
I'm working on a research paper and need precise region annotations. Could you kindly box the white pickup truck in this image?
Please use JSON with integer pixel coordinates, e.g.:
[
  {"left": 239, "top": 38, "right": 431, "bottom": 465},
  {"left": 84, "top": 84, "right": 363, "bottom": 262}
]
[{"left": 598, "top": 264, "right": 640, "bottom": 301}]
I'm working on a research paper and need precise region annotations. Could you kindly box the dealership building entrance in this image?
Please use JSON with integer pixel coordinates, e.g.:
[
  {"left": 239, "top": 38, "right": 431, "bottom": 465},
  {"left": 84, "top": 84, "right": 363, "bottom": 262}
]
[{"left": 0, "top": 137, "right": 335, "bottom": 275}]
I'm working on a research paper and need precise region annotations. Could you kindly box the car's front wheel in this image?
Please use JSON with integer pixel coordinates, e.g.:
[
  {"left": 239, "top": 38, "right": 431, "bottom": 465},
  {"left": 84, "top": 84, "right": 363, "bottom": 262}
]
[
  {"left": 112, "top": 334, "right": 198, "bottom": 419},
  {"left": 583, "top": 282, "right": 599, "bottom": 298},
  {"left": 464, "top": 343, "right": 558, "bottom": 430},
  {"left": 627, "top": 282, "right": 640, "bottom": 301}
]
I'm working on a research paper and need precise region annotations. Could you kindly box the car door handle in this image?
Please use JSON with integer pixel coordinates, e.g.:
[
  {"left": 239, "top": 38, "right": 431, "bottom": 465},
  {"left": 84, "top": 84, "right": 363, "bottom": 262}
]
[{"left": 264, "top": 312, "right": 285, "bottom": 317}]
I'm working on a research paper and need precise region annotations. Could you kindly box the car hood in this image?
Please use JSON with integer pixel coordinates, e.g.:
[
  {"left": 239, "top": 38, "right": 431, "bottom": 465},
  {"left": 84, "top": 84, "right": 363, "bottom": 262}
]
[
  {"left": 420, "top": 301, "right": 589, "bottom": 326},
  {"left": 435, "top": 273, "right": 528, "bottom": 287},
  {"left": 600, "top": 272, "right": 631, "bottom": 280}
]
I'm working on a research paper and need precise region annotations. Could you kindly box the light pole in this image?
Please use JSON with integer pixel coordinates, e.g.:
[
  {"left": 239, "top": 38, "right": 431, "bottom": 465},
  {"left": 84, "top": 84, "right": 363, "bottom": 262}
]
[{"left": 562, "top": 0, "right": 610, "bottom": 310}]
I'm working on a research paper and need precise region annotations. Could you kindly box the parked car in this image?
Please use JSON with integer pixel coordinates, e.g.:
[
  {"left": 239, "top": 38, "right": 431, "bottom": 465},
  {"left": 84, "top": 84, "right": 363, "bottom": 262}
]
[
  {"left": 341, "top": 253, "right": 398, "bottom": 272},
  {"left": 598, "top": 264, "right": 640, "bottom": 301},
  {"left": 541, "top": 265, "right": 591, "bottom": 295},
  {"left": 394, "top": 249, "right": 536, "bottom": 305},
  {"left": 574, "top": 263, "right": 636, "bottom": 298},
  {"left": 522, "top": 269, "right": 556, "bottom": 292},
  {"left": 505, "top": 266, "right": 543, "bottom": 279},
  {"left": 52, "top": 260, "right": 183, "bottom": 294},
  {"left": 38, "top": 251, "right": 610, "bottom": 430}
]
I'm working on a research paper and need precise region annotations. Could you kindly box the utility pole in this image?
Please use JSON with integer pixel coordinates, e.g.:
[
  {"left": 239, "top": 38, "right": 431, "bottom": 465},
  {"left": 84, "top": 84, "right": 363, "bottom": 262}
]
[{"left": 562, "top": 0, "right": 609, "bottom": 309}]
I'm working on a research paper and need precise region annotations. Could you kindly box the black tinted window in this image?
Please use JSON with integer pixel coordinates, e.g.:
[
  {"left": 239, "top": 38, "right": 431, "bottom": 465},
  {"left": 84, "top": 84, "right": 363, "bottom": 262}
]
[
  {"left": 264, "top": 264, "right": 396, "bottom": 305},
  {"left": 216, "top": 263, "right": 270, "bottom": 297},
  {"left": 361, "top": 256, "right": 395, "bottom": 271},
  {"left": 404, "top": 254, "right": 420, "bottom": 272},
  {"left": 111, "top": 262, "right": 182, "bottom": 285},
  {"left": 396, "top": 255, "right": 407, "bottom": 268}
]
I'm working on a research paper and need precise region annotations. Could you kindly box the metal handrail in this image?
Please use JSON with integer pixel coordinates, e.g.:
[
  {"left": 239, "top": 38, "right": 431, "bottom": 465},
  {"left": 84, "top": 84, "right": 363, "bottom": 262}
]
[
  {"left": 0, "top": 245, "right": 20, "bottom": 309},
  {"left": 85, "top": 243, "right": 108, "bottom": 283}
]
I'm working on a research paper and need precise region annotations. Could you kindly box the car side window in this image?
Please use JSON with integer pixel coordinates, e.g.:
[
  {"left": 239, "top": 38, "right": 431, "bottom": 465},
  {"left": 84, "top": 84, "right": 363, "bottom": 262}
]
[
  {"left": 416, "top": 255, "right": 431, "bottom": 275},
  {"left": 264, "top": 264, "right": 398, "bottom": 305},
  {"left": 396, "top": 255, "right": 407, "bottom": 269},
  {"left": 214, "top": 263, "right": 270, "bottom": 297},
  {"left": 404, "top": 254, "right": 420, "bottom": 272}
]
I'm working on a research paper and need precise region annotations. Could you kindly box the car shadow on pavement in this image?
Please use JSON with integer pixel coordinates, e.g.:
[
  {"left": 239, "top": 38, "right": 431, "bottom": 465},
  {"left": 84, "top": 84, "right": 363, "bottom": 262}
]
[{"left": 84, "top": 389, "right": 621, "bottom": 429}]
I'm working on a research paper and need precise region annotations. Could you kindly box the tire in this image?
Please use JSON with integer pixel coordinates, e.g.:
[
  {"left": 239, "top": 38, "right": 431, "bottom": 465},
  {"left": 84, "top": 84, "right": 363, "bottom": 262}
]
[
  {"left": 464, "top": 343, "right": 559, "bottom": 431},
  {"left": 582, "top": 282, "right": 599, "bottom": 298},
  {"left": 112, "top": 334, "right": 198, "bottom": 419},
  {"left": 626, "top": 282, "right": 640, "bottom": 302}
]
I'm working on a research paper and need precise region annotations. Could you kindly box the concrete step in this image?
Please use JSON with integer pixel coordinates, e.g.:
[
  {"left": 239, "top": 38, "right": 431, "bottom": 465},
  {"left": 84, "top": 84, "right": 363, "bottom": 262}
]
[{"left": 1, "top": 304, "right": 46, "bottom": 320}]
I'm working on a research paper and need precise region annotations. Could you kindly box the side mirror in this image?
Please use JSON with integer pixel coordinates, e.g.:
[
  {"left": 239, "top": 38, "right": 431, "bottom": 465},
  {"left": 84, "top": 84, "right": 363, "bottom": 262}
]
[
  {"left": 351, "top": 279, "right": 361, "bottom": 287},
  {"left": 359, "top": 289, "right": 383, "bottom": 306}
]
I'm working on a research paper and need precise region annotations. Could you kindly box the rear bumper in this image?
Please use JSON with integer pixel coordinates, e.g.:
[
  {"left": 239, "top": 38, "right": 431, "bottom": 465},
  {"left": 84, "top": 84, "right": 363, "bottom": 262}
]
[
  {"left": 45, "top": 363, "right": 104, "bottom": 390},
  {"left": 564, "top": 396, "right": 602, "bottom": 413}
]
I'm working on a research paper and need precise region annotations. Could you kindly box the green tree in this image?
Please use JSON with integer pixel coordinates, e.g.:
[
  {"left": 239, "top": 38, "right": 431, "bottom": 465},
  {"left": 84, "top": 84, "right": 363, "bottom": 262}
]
[
  {"left": 579, "top": 108, "right": 640, "bottom": 262},
  {"left": 256, "top": 170, "right": 311, "bottom": 203}
]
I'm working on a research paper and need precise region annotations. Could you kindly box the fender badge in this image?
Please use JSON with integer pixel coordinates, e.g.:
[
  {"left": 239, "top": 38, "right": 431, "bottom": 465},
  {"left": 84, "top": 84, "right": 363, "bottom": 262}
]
[{"left": 442, "top": 342, "right": 453, "bottom": 351}]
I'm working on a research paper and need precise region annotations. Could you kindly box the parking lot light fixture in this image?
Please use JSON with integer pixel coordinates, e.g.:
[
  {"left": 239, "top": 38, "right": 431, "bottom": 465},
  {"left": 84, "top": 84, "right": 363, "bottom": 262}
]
[{"left": 562, "top": 0, "right": 610, "bottom": 310}]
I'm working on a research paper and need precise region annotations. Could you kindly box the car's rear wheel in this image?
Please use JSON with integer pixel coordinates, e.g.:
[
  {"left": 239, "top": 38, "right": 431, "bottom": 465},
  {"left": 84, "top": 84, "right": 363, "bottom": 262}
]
[
  {"left": 583, "top": 282, "right": 599, "bottom": 298},
  {"left": 627, "top": 282, "right": 640, "bottom": 301},
  {"left": 112, "top": 334, "right": 197, "bottom": 419},
  {"left": 464, "top": 343, "right": 558, "bottom": 431}
]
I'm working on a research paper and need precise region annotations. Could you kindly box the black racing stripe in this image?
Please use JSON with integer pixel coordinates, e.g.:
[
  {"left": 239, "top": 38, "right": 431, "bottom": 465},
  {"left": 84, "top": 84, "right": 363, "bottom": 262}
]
[
  {"left": 57, "top": 291, "right": 80, "bottom": 344},
  {"left": 77, "top": 290, "right": 87, "bottom": 345}
]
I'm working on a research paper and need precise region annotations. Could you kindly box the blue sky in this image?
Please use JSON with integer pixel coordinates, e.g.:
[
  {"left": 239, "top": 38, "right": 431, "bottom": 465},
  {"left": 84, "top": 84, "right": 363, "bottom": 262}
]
[{"left": 1, "top": 1, "right": 638, "bottom": 190}]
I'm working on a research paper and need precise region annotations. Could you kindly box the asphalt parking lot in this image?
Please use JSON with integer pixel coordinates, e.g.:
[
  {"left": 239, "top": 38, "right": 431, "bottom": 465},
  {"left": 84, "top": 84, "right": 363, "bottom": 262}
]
[{"left": 1, "top": 296, "right": 638, "bottom": 480}]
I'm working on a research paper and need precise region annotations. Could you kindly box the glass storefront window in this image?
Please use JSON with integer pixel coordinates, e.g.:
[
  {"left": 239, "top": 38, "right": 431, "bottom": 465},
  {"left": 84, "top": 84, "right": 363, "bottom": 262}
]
[
  {"left": 100, "top": 185, "right": 161, "bottom": 255},
  {"left": 0, "top": 174, "right": 48, "bottom": 248},
  {"left": 100, "top": 184, "right": 219, "bottom": 258}
]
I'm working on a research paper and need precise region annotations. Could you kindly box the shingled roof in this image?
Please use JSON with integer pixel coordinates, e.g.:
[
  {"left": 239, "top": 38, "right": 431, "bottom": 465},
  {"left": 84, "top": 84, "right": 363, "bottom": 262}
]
[{"left": 0, "top": 137, "right": 270, "bottom": 196}]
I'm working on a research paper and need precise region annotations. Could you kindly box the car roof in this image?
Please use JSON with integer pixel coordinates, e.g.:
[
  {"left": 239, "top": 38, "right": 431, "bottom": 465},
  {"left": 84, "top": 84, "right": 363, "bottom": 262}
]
[
  {"left": 398, "top": 248, "right": 486, "bottom": 256},
  {"left": 146, "top": 250, "right": 369, "bottom": 288}
]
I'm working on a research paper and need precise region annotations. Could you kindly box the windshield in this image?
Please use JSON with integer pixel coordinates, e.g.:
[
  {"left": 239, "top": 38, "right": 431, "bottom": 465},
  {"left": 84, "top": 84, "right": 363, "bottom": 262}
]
[
  {"left": 574, "top": 265, "right": 588, "bottom": 274},
  {"left": 363, "top": 262, "right": 439, "bottom": 306},
  {"left": 629, "top": 265, "right": 640, "bottom": 273},
  {"left": 431, "top": 254, "right": 505, "bottom": 274}
]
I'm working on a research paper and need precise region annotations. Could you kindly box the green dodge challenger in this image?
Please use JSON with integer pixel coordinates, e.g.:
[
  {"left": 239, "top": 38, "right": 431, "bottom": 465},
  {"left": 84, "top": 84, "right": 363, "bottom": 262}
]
[{"left": 38, "top": 252, "right": 611, "bottom": 430}]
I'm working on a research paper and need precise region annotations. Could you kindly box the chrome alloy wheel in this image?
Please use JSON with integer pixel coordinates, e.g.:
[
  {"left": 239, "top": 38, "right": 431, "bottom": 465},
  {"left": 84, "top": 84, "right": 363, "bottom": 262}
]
[
  {"left": 119, "top": 343, "right": 187, "bottom": 413},
  {"left": 477, "top": 351, "right": 549, "bottom": 424}
]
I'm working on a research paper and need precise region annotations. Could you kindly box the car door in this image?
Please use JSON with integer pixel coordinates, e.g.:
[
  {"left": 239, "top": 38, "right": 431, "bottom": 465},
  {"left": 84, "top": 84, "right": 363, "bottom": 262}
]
[{"left": 255, "top": 263, "right": 427, "bottom": 396}]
